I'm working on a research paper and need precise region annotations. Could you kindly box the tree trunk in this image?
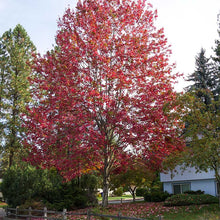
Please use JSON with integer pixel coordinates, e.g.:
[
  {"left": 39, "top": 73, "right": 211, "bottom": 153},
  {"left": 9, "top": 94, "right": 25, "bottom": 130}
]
[
  {"left": 102, "top": 175, "right": 109, "bottom": 207},
  {"left": 217, "top": 179, "right": 220, "bottom": 208},
  {"left": 129, "top": 186, "right": 136, "bottom": 202},
  {"left": 219, "top": 192, "right": 220, "bottom": 208},
  {"left": 9, "top": 94, "right": 17, "bottom": 168},
  {"left": 9, "top": 150, "right": 14, "bottom": 168},
  {"left": 215, "top": 175, "right": 220, "bottom": 207},
  {"left": 101, "top": 144, "right": 111, "bottom": 207},
  {"left": 131, "top": 191, "right": 136, "bottom": 202}
]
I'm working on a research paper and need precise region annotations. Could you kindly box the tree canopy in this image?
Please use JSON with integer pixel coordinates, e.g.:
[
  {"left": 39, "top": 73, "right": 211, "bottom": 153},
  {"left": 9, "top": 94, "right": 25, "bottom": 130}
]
[{"left": 24, "top": 0, "right": 184, "bottom": 207}]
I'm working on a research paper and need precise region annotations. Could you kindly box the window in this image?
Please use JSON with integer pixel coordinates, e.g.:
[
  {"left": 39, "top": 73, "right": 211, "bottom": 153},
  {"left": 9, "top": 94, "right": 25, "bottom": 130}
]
[{"left": 173, "top": 183, "right": 190, "bottom": 194}]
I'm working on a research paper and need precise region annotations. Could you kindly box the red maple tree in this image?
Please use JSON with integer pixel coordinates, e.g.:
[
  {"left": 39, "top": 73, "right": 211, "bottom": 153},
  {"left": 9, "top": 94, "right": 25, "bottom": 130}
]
[{"left": 24, "top": 0, "right": 184, "bottom": 207}]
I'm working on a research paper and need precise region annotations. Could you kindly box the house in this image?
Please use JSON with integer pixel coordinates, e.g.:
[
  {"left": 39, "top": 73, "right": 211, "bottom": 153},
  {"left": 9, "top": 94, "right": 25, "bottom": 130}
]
[{"left": 160, "top": 165, "right": 218, "bottom": 196}]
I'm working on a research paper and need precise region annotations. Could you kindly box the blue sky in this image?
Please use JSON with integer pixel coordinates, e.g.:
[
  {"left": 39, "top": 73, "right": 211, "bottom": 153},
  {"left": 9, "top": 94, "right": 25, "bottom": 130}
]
[{"left": 0, "top": 0, "right": 219, "bottom": 91}]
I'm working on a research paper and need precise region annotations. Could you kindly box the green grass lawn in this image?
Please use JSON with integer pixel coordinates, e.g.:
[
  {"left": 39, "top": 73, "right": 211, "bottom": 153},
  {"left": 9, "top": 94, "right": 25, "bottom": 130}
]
[
  {"left": 162, "top": 204, "right": 220, "bottom": 220},
  {"left": 0, "top": 202, "right": 7, "bottom": 208},
  {"left": 97, "top": 195, "right": 143, "bottom": 201},
  {"left": 87, "top": 201, "right": 220, "bottom": 220}
]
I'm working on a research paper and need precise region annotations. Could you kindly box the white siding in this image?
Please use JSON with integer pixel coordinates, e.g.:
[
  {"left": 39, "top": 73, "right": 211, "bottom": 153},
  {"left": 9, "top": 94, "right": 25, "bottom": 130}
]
[
  {"left": 160, "top": 166, "right": 215, "bottom": 182},
  {"left": 163, "top": 179, "right": 216, "bottom": 196},
  {"left": 191, "top": 179, "right": 216, "bottom": 196},
  {"left": 163, "top": 182, "right": 173, "bottom": 194}
]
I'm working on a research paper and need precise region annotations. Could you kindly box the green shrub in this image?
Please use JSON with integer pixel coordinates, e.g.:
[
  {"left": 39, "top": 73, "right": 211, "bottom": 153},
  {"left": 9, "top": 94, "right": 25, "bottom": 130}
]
[
  {"left": 1, "top": 164, "right": 98, "bottom": 210},
  {"left": 74, "top": 194, "right": 88, "bottom": 208},
  {"left": 184, "top": 190, "right": 204, "bottom": 195},
  {"left": 45, "top": 175, "right": 98, "bottom": 210},
  {"left": 144, "top": 191, "right": 171, "bottom": 202},
  {"left": 18, "top": 199, "right": 46, "bottom": 217},
  {"left": 1, "top": 165, "right": 41, "bottom": 207},
  {"left": 19, "top": 199, "right": 45, "bottom": 210},
  {"left": 164, "top": 194, "right": 218, "bottom": 206},
  {"left": 136, "top": 188, "right": 148, "bottom": 197},
  {"left": 113, "top": 187, "right": 123, "bottom": 196}
]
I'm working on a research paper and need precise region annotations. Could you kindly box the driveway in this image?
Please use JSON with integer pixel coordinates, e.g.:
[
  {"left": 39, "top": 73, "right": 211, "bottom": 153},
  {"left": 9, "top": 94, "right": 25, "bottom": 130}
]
[{"left": 0, "top": 208, "right": 5, "bottom": 219}]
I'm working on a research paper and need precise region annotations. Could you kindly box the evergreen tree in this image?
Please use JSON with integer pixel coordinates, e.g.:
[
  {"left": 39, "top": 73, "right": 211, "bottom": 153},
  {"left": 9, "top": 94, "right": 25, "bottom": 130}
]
[
  {"left": 212, "top": 13, "right": 220, "bottom": 98},
  {"left": 0, "top": 24, "right": 36, "bottom": 168},
  {"left": 186, "top": 48, "right": 217, "bottom": 104}
]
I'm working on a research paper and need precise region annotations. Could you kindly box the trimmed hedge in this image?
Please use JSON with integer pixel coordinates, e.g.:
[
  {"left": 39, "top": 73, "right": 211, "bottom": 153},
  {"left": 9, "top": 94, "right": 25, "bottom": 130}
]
[
  {"left": 164, "top": 194, "right": 218, "bottom": 206},
  {"left": 144, "top": 191, "right": 171, "bottom": 202},
  {"left": 184, "top": 190, "right": 204, "bottom": 195},
  {"left": 136, "top": 188, "right": 148, "bottom": 197}
]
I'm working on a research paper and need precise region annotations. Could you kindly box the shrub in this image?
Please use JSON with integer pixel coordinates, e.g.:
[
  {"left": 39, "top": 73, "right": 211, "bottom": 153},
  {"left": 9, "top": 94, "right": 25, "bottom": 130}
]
[
  {"left": 164, "top": 194, "right": 218, "bottom": 206},
  {"left": 45, "top": 175, "right": 98, "bottom": 210},
  {"left": 136, "top": 188, "right": 148, "bottom": 197},
  {"left": 184, "top": 190, "right": 204, "bottom": 195},
  {"left": 18, "top": 199, "right": 46, "bottom": 217},
  {"left": 19, "top": 199, "right": 45, "bottom": 210},
  {"left": 144, "top": 191, "right": 171, "bottom": 202},
  {"left": 113, "top": 187, "right": 123, "bottom": 196},
  {"left": 1, "top": 165, "right": 41, "bottom": 207},
  {"left": 1, "top": 164, "right": 98, "bottom": 210},
  {"left": 73, "top": 194, "right": 88, "bottom": 208}
]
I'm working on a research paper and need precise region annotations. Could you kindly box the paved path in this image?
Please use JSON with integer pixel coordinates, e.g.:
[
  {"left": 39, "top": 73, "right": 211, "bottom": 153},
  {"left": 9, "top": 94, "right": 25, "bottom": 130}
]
[
  {"left": 98, "top": 198, "right": 144, "bottom": 205},
  {"left": 0, "top": 208, "right": 5, "bottom": 219}
]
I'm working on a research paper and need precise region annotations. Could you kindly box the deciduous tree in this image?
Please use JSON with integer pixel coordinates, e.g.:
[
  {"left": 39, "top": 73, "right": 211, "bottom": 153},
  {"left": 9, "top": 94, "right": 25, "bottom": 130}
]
[
  {"left": 179, "top": 16, "right": 220, "bottom": 202},
  {"left": 110, "top": 158, "right": 156, "bottom": 202},
  {"left": 24, "top": 0, "right": 184, "bottom": 207},
  {"left": 182, "top": 93, "right": 220, "bottom": 193}
]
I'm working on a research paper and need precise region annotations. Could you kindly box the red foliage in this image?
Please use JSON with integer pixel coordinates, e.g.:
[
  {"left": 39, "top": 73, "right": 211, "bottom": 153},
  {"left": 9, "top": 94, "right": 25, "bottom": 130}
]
[{"left": 24, "top": 0, "right": 184, "bottom": 182}]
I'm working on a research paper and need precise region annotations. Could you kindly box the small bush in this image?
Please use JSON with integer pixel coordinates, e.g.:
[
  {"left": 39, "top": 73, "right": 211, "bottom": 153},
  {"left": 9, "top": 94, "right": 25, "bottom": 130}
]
[
  {"left": 19, "top": 199, "right": 45, "bottom": 210},
  {"left": 136, "top": 188, "right": 148, "bottom": 197},
  {"left": 113, "top": 187, "right": 123, "bottom": 196},
  {"left": 164, "top": 194, "right": 218, "bottom": 206},
  {"left": 19, "top": 199, "right": 46, "bottom": 216},
  {"left": 74, "top": 194, "right": 88, "bottom": 208},
  {"left": 144, "top": 191, "right": 171, "bottom": 202},
  {"left": 184, "top": 190, "right": 204, "bottom": 195}
]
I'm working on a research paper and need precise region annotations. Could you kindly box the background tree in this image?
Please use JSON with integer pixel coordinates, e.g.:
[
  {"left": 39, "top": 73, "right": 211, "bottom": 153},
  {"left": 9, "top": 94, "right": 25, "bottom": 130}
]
[
  {"left": 110, "top": 159, "right": 156, "bottom": 202},
  {"left": 24, "top": 0, "right": 184, "bottom": 207},
  {"left": 212, "top": 13, "right": 220, "bottom": 98},
  {"left": 186, "top": 48, "right": 217, "bottom": 104},
  {"left": 0, "top": 24, "right": 36, "bottom": 168},
  {"left": 182, "top": 93, "right": 220, "bottom": 192},
  {"left": 178, "top": 15, "right": 220, "bottom": 198}
]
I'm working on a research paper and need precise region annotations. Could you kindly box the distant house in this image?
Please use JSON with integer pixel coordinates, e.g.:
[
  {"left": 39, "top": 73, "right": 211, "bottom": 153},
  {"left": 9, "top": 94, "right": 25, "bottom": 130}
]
[{"left": 160, "top": 165, "right": 218, "bottom": 196}]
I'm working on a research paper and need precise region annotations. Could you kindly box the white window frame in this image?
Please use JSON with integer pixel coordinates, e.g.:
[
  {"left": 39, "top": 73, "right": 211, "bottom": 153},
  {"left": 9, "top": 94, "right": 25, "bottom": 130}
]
[{"left": 172, "top": 182, "right": 191, "bottom": 194}]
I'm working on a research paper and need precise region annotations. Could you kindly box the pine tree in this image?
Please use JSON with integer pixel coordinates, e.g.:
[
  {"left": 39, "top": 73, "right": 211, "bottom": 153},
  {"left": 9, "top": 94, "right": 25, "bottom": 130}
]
[
  {"left": 186, "top": 48, "right": 218, "bottom": 105},
  {"left": 0, "top": 24, "right": 36, "bottom": 168},
  {"left": 212, "top": 13, "right": 220, "bottom": 99}
]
